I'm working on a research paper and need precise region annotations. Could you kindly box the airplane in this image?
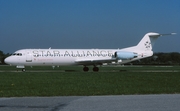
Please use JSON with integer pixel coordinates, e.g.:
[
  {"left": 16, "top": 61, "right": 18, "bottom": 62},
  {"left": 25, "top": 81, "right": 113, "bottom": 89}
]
[{"left": 5, "top": 32, "right": 176, "bottom": 72}]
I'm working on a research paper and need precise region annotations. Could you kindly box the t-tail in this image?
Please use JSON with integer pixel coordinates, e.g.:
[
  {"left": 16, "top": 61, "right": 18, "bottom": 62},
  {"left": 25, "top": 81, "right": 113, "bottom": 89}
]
[
  {"left": 136, "top": 32, "right": 176, "bottom": 51},
  {"left": 122, "top": 32, "right": 176, "bottom": 61}
]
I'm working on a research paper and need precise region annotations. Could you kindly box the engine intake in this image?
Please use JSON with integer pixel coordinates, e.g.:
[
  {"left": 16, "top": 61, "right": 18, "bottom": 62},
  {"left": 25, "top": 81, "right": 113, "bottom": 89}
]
[{"left": 114, "top": 51, "right": 138, "bottom": 60}]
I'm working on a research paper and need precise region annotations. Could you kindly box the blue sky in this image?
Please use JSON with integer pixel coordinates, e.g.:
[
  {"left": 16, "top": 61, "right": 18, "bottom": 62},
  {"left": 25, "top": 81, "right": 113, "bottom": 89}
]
[{"left": 0, "top": 0, "right": 180, "bottom": 53}]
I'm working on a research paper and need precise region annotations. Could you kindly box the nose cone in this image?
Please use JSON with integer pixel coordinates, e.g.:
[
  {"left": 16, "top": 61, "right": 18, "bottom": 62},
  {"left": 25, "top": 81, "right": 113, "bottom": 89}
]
[
  {"left": 4, "top": 57, "right": 13, "bottom": 65},
  {"left": 4, "top": 57, "right": 10, "bottom": 64}
]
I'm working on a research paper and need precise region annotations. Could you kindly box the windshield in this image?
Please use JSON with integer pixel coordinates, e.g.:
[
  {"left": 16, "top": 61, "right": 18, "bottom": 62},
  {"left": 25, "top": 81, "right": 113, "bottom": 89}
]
[{"left": 12, "top": 53, "right": 22, "bottom": 56}]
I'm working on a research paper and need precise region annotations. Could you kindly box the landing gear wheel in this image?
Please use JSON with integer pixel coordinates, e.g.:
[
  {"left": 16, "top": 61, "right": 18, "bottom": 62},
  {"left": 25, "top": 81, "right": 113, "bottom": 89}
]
[
  {"left": 83, "top": 67, "right": 89, "bottom": 72},
  {"left": 22, "top": 68, "right": 26, "bottom": 72},
  {"left": 93, "top": 67, "right": 99, "bottom": 72}
]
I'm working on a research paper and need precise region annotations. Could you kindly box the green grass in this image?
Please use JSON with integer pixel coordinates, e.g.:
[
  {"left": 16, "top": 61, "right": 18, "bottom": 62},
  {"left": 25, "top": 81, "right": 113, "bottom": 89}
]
[{"left": 0, "top": 65, "right": 180, "bottom": 97}]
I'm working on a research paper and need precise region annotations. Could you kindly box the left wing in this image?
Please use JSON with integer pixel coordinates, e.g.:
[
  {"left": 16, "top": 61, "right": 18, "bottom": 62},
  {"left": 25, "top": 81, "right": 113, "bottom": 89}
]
[{"left": 75, "top": 58, "right": 117, "bottom": 65}]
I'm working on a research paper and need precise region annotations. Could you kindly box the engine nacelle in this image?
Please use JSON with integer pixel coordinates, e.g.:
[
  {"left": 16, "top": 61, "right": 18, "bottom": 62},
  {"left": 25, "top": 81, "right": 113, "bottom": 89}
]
[{"left": 114, "top": 51, "right": 138, "bottom": 60}]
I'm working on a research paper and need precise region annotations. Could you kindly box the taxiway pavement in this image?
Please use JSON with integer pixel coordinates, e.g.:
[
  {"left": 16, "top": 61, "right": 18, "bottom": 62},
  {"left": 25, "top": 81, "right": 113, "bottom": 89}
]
[{"left": 0, "top": 94, "right": 180, "bottom": 111}]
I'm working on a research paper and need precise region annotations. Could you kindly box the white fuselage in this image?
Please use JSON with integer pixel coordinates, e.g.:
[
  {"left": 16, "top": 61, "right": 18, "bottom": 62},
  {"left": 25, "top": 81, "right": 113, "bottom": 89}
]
[{"left": 5, "top": 48, "right": 152, "bottom": 67}]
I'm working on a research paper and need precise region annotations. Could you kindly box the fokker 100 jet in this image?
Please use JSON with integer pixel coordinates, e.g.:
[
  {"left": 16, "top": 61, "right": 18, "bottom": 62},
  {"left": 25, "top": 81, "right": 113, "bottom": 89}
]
[{"left": 5, "top": 32, "right": 175, "bottom": 72}]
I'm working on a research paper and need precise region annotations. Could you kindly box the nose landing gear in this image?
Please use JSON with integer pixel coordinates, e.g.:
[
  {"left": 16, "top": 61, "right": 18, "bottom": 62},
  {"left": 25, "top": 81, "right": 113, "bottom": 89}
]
[
  {"left": 22, "top": 68, "right": 26, "bottom": 72},
  {"left": 16, "top": 66, "right": 26, "bottom": 72}
]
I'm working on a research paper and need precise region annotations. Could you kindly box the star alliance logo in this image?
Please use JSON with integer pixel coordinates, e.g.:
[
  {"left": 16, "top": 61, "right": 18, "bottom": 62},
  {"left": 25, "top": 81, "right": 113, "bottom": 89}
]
[{"left": 144, "top": 41, "right": 151, "bottom": 49}]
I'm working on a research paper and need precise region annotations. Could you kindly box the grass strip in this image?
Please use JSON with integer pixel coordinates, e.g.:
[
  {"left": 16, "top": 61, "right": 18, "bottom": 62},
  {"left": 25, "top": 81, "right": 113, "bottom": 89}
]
[{"left": 0, "top": 71, "right": 180, "bottom": 97}]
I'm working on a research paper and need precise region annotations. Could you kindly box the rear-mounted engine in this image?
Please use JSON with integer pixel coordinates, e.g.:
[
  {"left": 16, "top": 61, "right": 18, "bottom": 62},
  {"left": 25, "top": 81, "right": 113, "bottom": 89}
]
[{"left": 114, "top": 51, "right": 138, "bottom": 60}]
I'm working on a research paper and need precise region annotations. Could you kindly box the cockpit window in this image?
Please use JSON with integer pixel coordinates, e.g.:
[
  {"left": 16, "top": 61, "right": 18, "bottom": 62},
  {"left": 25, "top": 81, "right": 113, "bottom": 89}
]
[{"left": 12, "top": 53, "right": 22, "bottom": 56}]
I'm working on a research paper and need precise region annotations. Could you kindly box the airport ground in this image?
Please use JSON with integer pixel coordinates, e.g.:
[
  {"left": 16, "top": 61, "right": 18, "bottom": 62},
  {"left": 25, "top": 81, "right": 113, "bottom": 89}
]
[
  {"left": 0, "top": 65, "right": 180, "bottom": 111},
  {"left": 0, "top": 65, "right": 180, "bottom": 97},
  {"left": 1, "top": 94, "right": 180, "bottom": 111}
]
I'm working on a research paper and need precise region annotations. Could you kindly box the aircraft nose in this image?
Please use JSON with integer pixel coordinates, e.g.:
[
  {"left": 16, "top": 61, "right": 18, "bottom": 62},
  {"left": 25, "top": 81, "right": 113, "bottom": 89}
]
[{"left": 4, "top": 57, "right": 13, "bottom": 65}]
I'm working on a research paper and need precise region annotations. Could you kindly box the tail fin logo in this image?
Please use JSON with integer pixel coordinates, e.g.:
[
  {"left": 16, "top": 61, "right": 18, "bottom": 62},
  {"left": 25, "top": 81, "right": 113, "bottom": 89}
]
[{"left": 144, "top": 41, "right": 151, "bottom": 49}]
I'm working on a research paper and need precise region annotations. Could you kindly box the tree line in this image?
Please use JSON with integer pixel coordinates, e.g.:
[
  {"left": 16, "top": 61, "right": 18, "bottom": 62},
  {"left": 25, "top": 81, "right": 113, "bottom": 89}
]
[
  {"left": 0, "top": 50, "right": 11, "bottom": 64},
  {"left": 131, "top": 52, "right": 180, "bottom": 65},
  {"left": 0, "top": 50, "right": 180, "bottom": 65}
]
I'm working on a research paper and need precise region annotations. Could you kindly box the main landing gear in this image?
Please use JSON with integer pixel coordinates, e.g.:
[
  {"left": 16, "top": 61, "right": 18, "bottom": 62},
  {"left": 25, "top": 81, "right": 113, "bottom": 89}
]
[
  {"left": 83, "top": 66, "right": 89, "bottom": 72},
  {"left": 83, "top": 66, "right": 99, "bottom": 72}
]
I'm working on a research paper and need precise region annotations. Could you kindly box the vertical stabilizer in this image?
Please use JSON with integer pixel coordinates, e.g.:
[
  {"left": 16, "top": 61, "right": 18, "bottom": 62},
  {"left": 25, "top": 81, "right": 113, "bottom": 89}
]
[
  {"left": 136, "top": 32, "right": 159, "bottom": 51},
  {"left": 136, "top": 32, "right": 176, "bottom": 51}
]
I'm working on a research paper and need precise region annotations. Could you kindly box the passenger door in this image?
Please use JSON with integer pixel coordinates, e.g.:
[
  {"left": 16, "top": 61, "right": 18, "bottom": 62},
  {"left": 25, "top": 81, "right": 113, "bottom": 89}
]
[{"left": 26, "top": 51, "right": 32, "bottom": 62}]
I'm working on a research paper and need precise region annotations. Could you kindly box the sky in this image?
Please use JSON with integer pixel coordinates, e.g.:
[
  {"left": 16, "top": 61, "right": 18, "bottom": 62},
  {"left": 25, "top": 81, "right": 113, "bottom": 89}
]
[{"left": 0, "top": 0, "right": 180, "bottom": 53}]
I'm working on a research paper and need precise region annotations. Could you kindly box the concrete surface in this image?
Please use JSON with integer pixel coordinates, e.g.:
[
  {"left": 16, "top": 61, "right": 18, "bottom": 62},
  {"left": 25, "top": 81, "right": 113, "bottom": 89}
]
[{"left": 0, "top": 94, "right": 180, "bottom": 111}]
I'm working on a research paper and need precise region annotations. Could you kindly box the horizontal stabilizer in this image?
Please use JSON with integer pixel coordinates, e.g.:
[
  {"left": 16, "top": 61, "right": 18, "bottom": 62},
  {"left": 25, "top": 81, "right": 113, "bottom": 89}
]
[{"left": 149, "top": 33, "right": 176, "bottom": 37}]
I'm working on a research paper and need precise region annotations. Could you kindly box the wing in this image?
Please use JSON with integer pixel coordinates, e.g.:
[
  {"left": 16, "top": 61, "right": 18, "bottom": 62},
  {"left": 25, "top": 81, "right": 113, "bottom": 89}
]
[{"left": 75, "top": 58, "right": 117, "bottom": 65}]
